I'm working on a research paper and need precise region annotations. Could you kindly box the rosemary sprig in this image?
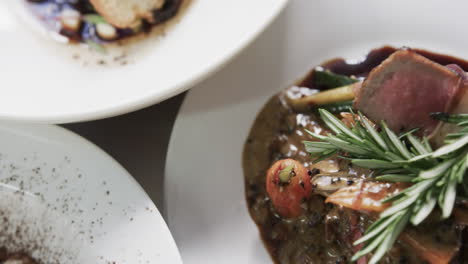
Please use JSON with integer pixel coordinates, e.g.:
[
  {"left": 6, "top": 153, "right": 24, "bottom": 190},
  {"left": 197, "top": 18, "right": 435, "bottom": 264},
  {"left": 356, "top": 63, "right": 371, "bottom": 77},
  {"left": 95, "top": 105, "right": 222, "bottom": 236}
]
[{"left": 304, "top": 109, "right": 468, "bottom": 264}]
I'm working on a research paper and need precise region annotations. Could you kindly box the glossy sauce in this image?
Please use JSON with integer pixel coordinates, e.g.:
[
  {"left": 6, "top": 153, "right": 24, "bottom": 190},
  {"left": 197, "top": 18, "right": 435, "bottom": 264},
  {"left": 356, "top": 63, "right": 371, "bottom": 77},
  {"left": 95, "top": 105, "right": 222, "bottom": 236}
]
[{"left": 243, "top": 46, "right": 468, "bottom": 263}]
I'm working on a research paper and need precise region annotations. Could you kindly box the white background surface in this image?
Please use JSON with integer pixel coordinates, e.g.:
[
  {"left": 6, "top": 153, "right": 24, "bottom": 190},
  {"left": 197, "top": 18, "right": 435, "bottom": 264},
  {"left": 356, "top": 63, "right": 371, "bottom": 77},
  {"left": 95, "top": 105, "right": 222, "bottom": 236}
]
[{"left": 164, "top": 0, "right": 468, "bottom": 263}]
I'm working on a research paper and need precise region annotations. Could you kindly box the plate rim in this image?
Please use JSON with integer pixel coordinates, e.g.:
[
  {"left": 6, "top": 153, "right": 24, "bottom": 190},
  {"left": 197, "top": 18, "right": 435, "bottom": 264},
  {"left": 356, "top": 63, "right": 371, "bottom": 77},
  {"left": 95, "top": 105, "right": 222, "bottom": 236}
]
[
  {"left": 163, "top": 1, "right": 468, "bottom": 263},
  {"left": 1, "top": 0, "right": 289, "bottom": 124},
  {"left": 0, "top": 122, "right": 183, "bottom": 264}
]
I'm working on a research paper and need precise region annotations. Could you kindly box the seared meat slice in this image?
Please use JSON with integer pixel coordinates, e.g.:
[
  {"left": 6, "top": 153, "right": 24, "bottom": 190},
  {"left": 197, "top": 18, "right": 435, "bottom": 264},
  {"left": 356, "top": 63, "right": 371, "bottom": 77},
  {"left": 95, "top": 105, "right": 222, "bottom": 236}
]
[
  {"left": 430, "top": 64, "right": 468, "bottom": 146},
  {"left": 89, "top": 0, "right": 166, "bottom": 28},
  {"left": 355, "top": 49, "right": 461, "bottom": 135}
]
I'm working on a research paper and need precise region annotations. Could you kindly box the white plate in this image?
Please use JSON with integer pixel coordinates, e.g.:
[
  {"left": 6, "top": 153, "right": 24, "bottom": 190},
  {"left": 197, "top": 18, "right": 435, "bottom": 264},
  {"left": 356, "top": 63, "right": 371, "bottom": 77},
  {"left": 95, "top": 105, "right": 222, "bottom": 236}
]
[
  {"left": 0, "top": 123, "right": 181, "bottom": 264},
  {"left": 165, "top": 1, "right": 468, "bottom": 263},
  {"left": 0, "top": 0, "right": 287, "bottom": 123}
]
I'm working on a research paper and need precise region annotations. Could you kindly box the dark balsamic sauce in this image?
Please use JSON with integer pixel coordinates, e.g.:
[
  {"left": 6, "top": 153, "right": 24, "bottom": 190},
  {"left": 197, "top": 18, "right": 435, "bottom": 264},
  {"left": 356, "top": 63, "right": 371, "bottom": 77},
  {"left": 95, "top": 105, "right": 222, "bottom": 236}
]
[{"left": 299, "top": 46, "right": 468, "bottom": 89}]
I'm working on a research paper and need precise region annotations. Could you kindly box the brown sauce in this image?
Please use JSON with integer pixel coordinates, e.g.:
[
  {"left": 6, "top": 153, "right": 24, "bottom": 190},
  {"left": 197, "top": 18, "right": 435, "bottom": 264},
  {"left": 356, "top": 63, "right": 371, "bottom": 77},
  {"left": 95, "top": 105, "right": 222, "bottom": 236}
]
[
  {"left": 243, "top": 46, "right": 468, "bottom": 263},
  {"left": 0, "top": 247, "right": 38, "bottom": 264}
]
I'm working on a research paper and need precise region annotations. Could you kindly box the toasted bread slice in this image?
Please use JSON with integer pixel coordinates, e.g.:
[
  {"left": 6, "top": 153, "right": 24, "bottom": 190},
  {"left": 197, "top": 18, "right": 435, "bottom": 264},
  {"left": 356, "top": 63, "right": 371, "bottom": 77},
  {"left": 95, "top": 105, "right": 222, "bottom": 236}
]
[{"left": 89, "top": 0, "right": 165, "bottom": 28}]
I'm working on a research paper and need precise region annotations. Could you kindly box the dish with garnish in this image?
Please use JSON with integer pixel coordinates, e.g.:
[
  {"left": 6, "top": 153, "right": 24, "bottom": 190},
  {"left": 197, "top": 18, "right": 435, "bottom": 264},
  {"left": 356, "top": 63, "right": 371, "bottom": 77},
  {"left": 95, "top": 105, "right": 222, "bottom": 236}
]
[
  {"left": 243, "top": 46, "right": 468, "bottom": 263},
  {"left": 166, "top": 45, "right": 468, "bottom": 264},
  {"left": 165, "top": 2, "right": 468, "bottom": 262},
  {"left": 0, "top": 0, "right": 287, "bottom": 123},
  {"left": 26, "top": 0, "right": 183, "bottom": 50},
  {"left": 0, "top": 122, "right": 181, "bottom": 263}
]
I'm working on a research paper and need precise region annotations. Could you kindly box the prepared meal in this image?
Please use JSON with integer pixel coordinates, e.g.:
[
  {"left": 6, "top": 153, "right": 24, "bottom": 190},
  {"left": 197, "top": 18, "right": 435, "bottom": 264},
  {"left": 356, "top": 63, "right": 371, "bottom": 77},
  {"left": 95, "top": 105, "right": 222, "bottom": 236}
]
[
  {"left": 25, "top": 0, "right": 183, "bottom": 47},
  {"left": 243, "top": 46, "right": 468, "bottom": 263}
]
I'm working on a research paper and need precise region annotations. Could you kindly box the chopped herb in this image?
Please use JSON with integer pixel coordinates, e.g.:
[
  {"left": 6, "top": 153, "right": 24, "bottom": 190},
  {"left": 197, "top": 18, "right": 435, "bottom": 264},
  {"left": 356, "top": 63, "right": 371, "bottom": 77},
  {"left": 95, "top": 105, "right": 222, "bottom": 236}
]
[
  {"left": 279, "top": 165, "right": 295, "bottom": 183},
  {"left": 82, "top": 14, "right": 108, "bottom": 25}
]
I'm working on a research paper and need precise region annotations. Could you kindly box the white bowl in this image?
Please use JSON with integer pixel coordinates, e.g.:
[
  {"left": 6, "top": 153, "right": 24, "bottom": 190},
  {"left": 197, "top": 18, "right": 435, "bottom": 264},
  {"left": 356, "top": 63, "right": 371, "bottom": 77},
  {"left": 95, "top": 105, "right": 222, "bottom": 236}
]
[
  {"left": 0, "top": 122, "right": 181, "bottom": 263},
  {"left": 165, "top": 0, "right": 468, "bottom": 263},
  {"left": 0, "top": 0, "right": 288, "bottom": 123}
]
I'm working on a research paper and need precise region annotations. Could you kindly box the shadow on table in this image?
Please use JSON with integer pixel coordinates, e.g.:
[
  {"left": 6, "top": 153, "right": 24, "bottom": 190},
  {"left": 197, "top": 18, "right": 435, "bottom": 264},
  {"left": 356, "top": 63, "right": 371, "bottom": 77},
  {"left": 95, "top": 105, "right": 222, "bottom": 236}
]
[{"left": 63, "top": 94, "right": 185, "bottom": 209}]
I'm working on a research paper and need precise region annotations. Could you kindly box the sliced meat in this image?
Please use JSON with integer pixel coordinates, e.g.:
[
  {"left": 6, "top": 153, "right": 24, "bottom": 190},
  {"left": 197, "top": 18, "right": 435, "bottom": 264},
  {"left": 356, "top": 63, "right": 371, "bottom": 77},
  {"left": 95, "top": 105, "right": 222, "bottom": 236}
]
[
  {"left": 400, "top": 224, "right": 460, "bottom": 264},
  {"left": 430, "top": 65, "right": 468, "bottom": 146},
  {"left": 354, "top": 49, "right": 461, "bottom": 135},
  {"left": 89, "top": 0, "right": 166, "bottom": 28}
]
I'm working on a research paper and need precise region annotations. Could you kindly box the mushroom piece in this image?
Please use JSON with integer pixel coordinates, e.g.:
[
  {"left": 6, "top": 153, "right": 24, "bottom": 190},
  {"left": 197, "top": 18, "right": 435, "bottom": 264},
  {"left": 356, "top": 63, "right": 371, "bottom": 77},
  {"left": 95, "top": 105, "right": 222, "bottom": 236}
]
[
  {"left": 310, "top": 173, "right": 361, "bottom": 197},
  {"left": 60, "top": 9, "right": 82, "bottom": 32},
  {"left": 96, "top": 23, "right": 118, "bottom": 40}
]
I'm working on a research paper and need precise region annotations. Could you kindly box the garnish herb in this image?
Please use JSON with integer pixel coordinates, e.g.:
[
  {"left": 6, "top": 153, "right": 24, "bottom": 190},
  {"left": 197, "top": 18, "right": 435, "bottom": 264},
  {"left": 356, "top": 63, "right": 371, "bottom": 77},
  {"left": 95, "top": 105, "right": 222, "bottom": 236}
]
[
  {"left": 279, "top": 165, "right": 295, "bottom": 183},
  {"left": 82, "top": 15, "right": 109, "bottom": 54},
  {"left": 313, "top": 68, "right": 359, "bottom": 89},
  {"left": 82, "top": 14, "right": 108, "bottom": 25},
  {"left": 304, "top": 109, "right": 468, "bottom": 264}
]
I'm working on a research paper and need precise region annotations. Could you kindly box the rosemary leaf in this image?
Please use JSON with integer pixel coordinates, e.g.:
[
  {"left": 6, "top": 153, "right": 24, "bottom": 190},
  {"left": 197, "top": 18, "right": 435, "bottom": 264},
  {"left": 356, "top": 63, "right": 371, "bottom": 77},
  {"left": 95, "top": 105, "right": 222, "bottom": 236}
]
[
  {"left": 442, "top": 176, "right": 457, "bottom": 218},
  {"left": 319, "top": 109, "right": 363, "bottom": 142},
  {"left": 380, "top": 195, "right": 419, "bottom": 218},
  {"left": 419, "top": 159, "right": 457, "bottom": 179},
  {"left": 359, "top": 112, "right": 387, "bottom": 150},
  {"left": 382, "top": 122, "right": 412, "bottom": 159},
  {"left": 312, "top": 149, "right": 338, "bottom": 163},
  {"left": 410, "top": 197, "right": 436, "bottom": 225},
  {"left": 376, "top": 174, "right": 415, "bottom": 182},
  {"left": 432, "top": 134, "right": 468, "bottom": 157},
  {"left": 368, "top": 211, "right": 410, "bottom": 264},
  {"left": 407, "top": 134, "right": 429, "bottom": 155},
  {"left": 352, "top": 159, "right": 402, "bottom": 169},
  {"left": 352, "top": 231, "right": 389, "bottom": 261},
  {"left": 431, "top": 112, "right": 468, "bottom": 123},
  {"left": 354, "top": 212, "right": 403, "bottom": 245}
]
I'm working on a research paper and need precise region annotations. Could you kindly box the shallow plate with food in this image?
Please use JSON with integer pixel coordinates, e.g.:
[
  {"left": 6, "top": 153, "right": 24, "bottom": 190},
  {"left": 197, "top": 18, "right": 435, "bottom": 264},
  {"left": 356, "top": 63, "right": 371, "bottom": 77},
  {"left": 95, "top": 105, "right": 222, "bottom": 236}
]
[
  {"left": 0, "top": 0, "right": 287, "bottom": 123},
  {"left": 0, "top": 122, "right": 181, "bottom": 263},
  {"left": 165, "top": 1, "right": 468, "bottom": 263}
]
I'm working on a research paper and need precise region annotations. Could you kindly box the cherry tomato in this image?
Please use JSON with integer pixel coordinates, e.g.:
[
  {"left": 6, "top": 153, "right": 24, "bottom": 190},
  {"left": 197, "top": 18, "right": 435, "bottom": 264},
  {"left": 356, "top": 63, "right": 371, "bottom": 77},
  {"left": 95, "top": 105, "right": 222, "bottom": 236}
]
[{"left": 266, "top": 159, "right": 312, "bottom": 218}]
